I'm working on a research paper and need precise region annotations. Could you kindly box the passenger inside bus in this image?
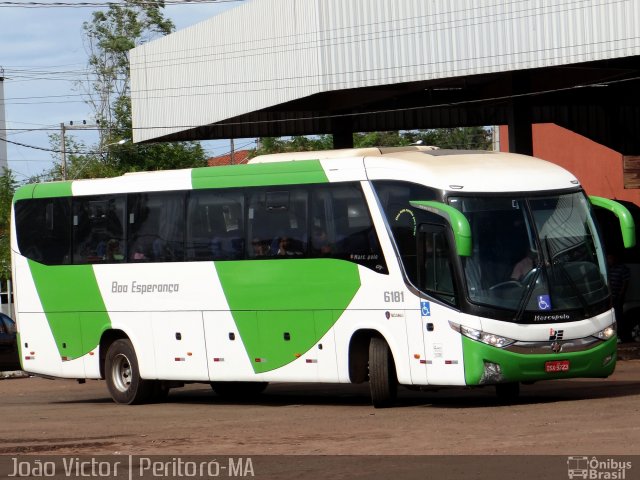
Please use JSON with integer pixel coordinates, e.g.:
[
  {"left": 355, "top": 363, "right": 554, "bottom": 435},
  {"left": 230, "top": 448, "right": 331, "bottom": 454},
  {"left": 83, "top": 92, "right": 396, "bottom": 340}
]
[
  {"left": 251, "top": 238, "right": 270, "bottom": 257},
  {"left": 105, "top": 239, "right": 124, "bottom": 262},
  {"left": 511, "top": 249, "right": 536, "bottom": 281},
  {"left": 275, "top": 235, "right": 304, "bottom": 256},
  {"left": 311, "top": 226, "right": 333, "bottom": 255}
]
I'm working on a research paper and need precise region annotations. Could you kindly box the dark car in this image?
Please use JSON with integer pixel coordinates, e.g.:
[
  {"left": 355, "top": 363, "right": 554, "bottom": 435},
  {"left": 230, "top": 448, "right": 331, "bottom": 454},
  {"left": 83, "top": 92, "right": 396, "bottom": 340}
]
[
  {"left": 0, "top": 312, "right": 21, "bottom": 371},
  {"left": 595, "top": 200, "right": 640, "bottom": 342}
]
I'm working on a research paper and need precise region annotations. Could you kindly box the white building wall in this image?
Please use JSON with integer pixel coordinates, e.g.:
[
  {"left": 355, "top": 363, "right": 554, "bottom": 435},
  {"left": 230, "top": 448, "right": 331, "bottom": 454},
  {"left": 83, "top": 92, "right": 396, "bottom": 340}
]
[{"left": 130, "top": 0, "right": 640, "bottom": 143}]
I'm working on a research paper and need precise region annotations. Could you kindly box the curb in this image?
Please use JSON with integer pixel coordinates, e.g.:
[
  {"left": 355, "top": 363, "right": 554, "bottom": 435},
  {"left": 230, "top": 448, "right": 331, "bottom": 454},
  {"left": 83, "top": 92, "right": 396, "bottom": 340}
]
[{"left": 0, "top": 370, "right": 29, "bottom": 379}]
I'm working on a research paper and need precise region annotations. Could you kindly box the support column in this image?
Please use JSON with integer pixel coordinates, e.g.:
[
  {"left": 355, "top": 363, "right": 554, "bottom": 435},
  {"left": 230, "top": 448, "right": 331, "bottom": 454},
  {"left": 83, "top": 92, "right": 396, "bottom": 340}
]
[
  {"left": 331, "top": 115, "right": 354, "bottom": 149},
  {"left": 507, "top": 72, "right": 533, "bottom": 156}
]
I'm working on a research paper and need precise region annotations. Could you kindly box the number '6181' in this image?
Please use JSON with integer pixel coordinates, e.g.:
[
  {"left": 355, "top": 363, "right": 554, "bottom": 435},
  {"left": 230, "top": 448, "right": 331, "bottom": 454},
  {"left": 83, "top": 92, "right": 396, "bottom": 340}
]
[{"left": 383, "top": 291, "right": 404, "bottom": 303}]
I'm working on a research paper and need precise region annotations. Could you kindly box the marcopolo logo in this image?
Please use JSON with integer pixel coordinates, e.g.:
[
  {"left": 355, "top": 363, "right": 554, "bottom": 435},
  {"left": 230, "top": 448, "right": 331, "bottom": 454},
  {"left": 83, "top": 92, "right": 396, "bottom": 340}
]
[
  {"left": 567, "top": 456, "right": 632, "bottom": 479},
  {"left": 549, "top": 328, "right": 564, "bottom": 341}
]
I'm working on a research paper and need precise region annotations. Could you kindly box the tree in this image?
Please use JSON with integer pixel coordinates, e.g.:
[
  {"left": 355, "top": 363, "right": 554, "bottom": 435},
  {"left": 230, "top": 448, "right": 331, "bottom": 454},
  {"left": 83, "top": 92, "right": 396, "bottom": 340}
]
[
  {"left": 82, "top": 0, "right": 173, "bottom": 135},
  {"left": 45, "top": 0, "right": 206, "bottom": 180},
  {"left": 256, "top": 127, "right": 493, "bottom": 155},
  {"left": 42, "top": 133, "right": 120, "bottom": 182},
  {"left": 0, "top": 169, "right": 16, "bottom": 281},
  {"left": 253, "top": 135, "right": 333, "bottom": 156},
  {"left": 353, "top": 131, "right": 407, "bottom": 147}
]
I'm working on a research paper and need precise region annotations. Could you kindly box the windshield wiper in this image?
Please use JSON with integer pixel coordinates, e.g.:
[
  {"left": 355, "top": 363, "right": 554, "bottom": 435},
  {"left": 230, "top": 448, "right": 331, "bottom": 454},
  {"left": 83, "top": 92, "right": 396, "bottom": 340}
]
[
  {"left": 540, "top": 233, "right": 589, "bottom": 316},
  {"left": 513, "top": 233, "right": 552, "bottom": 322},
  {"left": 554, "top": 262, "right": 589, "bottom": 316},
  {"left": 513, "top": 263, "right": 542, "bottom": 323}
]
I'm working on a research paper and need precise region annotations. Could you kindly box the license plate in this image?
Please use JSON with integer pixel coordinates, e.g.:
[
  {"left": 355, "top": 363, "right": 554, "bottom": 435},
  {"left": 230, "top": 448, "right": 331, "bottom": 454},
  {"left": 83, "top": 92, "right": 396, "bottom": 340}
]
[{"left": 545, "top": 360, "right": 570, "bottom": 373}]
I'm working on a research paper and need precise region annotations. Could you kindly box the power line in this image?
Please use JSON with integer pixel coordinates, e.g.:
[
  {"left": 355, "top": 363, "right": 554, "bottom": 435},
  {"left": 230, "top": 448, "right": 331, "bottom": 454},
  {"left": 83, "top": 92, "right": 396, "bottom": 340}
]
[
  {"left": 0, "top": 135, "right": 120, "bottom": 156},
  {"left": 1, "top": 74, "right": 637, "bottom": 148},
  {"left": 3, "top": 36, "right": 637, "bottom": 106},
  {"left": 0, "top": 0, "right": 630, "bottom": 108},
  {"left": 0, "top": 0, "right": 244, "bottom": 7},
  {"left": 3, "top": 0, "right": 623, "bottom": 78}
]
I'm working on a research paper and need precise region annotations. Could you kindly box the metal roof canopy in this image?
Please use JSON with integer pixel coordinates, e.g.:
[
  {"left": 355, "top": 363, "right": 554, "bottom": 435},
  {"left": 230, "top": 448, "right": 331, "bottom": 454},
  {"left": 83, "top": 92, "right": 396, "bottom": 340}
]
[{"left": 130, "top": 0, "right": 640, "bottom": 155}]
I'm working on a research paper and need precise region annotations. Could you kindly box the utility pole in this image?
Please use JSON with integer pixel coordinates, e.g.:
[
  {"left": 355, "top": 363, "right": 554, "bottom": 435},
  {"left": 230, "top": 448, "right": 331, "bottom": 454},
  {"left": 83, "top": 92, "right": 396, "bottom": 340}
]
[
  {"left": 60, "top": 123, "right": 67, "bottom": 180},
  {"left": 0, "top": 67, "right": 8, "bottom": 173},
  {"left": 230, "top": 138, "right": 235, "bottom": 165},
  {"left": 59, "top": 120, "right": 99, "bottom": 180}
]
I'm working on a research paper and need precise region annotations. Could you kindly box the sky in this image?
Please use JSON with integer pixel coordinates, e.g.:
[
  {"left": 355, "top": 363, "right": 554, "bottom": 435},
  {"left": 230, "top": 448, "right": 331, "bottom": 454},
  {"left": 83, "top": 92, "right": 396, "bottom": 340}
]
[{"left": 0, "top": 0, "right": 252, "bottom": 182}]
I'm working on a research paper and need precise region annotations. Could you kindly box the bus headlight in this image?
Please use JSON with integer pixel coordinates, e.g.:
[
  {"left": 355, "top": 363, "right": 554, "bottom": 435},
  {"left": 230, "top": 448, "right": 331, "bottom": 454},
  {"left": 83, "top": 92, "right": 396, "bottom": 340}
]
[
  {"left": 592, "top": 323, "right": 616, "bottom": 340},
  {"left": 449, "top": 321, "right": 516, "bottom": 348}
]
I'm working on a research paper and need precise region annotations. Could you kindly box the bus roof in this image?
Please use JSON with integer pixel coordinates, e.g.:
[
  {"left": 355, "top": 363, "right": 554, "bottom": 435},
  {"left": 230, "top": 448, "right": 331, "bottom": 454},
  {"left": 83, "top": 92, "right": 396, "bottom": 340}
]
[
  {"left": 248, "top": 145, "right": 439, "bottom": 163},
  {"left": 252, "top": 147, "right": 580, "bottom": 193},
  {"left": 13, "top": 148, "right": 580, "bottom": 200},
  {"left": 363, "top": 149, "right": 580, "bottom": 193}
]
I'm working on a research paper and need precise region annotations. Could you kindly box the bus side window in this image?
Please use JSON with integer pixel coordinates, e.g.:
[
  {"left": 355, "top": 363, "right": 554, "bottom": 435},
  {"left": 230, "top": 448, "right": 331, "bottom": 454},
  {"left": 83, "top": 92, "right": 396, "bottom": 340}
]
[
  {"left": 129, "top": 192, "right": 185, "bottom": 262},
  {"left": 311, "top": 184, "right": 388, "bottom": 273},
  {"left": 186, "top": 190, "right": 244, "bottom": 261},
  {"left": 73, "top": 195, "right": 125, "bottom": 264},
  {"left": 248, "top": 189, "right": 307, "bottom": 258},
  {"left": 15, "top": 198, "right": 71, "bottom": 265}
]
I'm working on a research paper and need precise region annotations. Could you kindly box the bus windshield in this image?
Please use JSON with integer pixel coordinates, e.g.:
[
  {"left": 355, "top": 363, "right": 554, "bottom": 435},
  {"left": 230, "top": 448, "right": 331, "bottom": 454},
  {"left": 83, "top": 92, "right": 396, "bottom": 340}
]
[{"left": 449, "top": 192, "right": 609, "bottom": 315}]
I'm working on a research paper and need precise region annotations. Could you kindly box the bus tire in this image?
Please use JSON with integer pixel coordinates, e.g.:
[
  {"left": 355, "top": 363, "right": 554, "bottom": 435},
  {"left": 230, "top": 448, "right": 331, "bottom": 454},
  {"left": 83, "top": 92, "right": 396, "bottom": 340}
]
[
  {"left": 210, "top": 381, "right": 269, "bottom": 398},
  {"left": 626, "top": 317, "right": 640, "bottom": 343},
  {"left": 105, "top": 339, "right": 152, "bottom": 405},
  {"left": 495, "top": 382, "right": 520, "bottom": 403},
  {"left": 368, "top": 337, "right": 397, "bottom": 408}
]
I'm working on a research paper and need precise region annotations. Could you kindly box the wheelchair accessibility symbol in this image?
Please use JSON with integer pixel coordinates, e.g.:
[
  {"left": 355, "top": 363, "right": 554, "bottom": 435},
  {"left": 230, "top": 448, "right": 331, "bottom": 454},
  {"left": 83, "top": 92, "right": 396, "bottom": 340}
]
[
  {"left": 421, "top": 301, "right": 431, "bottom": 317},
  {"left": 537, "top": 294, "right": 552, "bottom": 311}
]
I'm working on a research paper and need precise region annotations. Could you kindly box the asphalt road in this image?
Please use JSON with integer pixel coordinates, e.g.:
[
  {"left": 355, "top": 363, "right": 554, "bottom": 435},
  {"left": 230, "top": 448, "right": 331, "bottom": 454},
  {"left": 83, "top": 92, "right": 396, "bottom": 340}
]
[{"left": 1, "top": 361, "right": 639, "bottom": 479}]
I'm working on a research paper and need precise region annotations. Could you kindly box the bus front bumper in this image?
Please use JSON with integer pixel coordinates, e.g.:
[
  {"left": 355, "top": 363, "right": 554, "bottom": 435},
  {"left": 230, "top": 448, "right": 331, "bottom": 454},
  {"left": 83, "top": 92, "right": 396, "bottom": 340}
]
[{"left": 462, "top": 336, "right": 617, "bottom": 385}]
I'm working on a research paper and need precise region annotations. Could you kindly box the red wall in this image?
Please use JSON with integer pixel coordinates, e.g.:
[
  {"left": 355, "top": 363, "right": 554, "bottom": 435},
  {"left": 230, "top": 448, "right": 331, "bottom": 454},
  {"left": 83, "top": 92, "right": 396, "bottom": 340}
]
[{"left": 498, "top": 124, "right": 639, "bottom": 204}]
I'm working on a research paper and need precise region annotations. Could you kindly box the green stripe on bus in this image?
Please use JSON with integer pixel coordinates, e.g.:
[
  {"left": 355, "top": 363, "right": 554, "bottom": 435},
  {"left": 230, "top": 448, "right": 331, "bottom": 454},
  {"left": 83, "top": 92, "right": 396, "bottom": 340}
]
[
  {"left": 32, "top": 181, "right": 73, "bottom": 199},
  {"left": 216, "top": 259, "right": 360, "bottom": 373},
  {"left": 13, "top": 184, "right": 37, "bottom": 202},
  {"left": 191, "top": 160, "right": 328, "bottom": 189},
  {"left": 15, "top": 182, "right": 73, "bottom": 203},
  {"left": 28, "top": 261, "right": 111, "bottom": 360}
]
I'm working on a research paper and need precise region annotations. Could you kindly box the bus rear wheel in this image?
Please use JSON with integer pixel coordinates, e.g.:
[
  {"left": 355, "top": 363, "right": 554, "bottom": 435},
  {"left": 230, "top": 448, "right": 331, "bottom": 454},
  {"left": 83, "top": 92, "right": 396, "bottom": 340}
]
[
  {"left": 105, "top": 339, "right": 152, "bottom": 405},
  {"left": 368, "top": 337, "right": 397, "bottom": 408}
]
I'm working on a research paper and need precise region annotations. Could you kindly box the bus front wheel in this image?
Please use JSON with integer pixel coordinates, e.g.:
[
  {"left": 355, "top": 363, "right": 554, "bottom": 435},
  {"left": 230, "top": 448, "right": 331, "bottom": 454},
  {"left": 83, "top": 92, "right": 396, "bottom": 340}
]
[
  {"left": 105, "top": 339, "right": 152, "bottom": 405},
  {"left": 368, "top": 337, "right": 398, "bottom": 408}
]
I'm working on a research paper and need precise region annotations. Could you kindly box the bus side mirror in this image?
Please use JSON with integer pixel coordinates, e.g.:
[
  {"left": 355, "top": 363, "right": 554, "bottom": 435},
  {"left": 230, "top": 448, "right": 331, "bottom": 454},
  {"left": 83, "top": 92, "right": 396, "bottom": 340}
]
[
  {"left": 409, "top": 200, "right": 472, "bottom": 256},
  {"left": 589, "top": 196, "right": 636, "bottom": 248}
]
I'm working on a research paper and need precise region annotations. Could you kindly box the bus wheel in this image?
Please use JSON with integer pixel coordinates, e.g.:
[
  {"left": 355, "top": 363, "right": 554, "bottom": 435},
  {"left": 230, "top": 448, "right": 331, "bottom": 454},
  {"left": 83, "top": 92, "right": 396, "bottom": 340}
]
[
  {"left": 210, "top": 381, "right": 269, "bottom": 399},
  {"left": 495, "top": 382, "right": 520, "bottom": 403},
  {"left": 368, "top": 337, "right": 397, "bottom": 408},
  {"left": 105, "top": 339, "right": 152, "bottom": 405},
  {"left": 629, "top": 319, "right": 640, "bottom": 343}
]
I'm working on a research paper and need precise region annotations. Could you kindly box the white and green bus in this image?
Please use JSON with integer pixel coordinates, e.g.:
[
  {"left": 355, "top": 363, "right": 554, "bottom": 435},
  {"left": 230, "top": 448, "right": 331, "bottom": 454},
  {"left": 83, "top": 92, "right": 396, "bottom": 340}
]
[{"left": 10, "top": 146, "right": 634, "bottom": 407}]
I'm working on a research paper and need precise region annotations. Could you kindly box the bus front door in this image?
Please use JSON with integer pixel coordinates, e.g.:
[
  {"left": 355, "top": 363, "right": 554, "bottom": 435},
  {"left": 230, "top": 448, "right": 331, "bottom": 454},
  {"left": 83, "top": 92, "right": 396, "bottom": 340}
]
[{"left": 405, "top": 301, "right": 429, "bottom": 385}]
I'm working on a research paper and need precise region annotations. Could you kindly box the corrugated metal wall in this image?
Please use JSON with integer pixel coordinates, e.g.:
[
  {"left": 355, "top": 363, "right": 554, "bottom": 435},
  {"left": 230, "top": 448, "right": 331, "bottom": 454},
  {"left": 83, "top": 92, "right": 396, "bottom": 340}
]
[{"left": 130, "top": 0, "right": 640, "bottom": 143}]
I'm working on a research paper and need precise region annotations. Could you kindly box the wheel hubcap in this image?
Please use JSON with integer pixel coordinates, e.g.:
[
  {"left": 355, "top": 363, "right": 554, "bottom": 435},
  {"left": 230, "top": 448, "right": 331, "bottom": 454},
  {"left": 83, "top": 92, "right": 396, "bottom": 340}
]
[{"left": 112, "top": 353, "right": 132, "bottom": 392}]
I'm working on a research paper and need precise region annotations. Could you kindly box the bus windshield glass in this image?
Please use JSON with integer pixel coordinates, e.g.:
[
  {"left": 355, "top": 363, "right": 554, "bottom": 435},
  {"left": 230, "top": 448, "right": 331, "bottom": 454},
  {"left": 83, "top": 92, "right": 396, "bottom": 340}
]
[{"left": 449, "top": 192, "right": 608, "bottom": 315}]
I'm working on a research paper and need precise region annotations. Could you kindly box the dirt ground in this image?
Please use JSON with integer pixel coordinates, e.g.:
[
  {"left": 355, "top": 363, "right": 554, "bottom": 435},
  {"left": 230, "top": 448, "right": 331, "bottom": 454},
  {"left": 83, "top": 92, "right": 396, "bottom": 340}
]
[{"left": 1, "top": 360, "right": 639, "bottom": 458}]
